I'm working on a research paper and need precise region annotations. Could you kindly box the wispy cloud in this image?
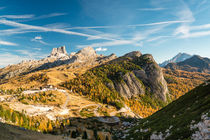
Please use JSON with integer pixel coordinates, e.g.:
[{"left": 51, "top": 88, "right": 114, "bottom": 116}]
[
  {"left": 180, "top": 30, "right": 210, "bottom": 38},
  {"left": 15, "top": 49, "right": 47, "bottom": 59},
  {"left": 0, "top": 53, "right": 28, "bottom": 67},
  {"left": 137, "top": 8, "right": 166, "bottom": 11},
  {"left": 0, "top": 14, "right": 34, "bottom": 19},
  {"left": 0, "top": 19, "right": 103, "bottom": 39},
  {"left": 77, "top": 40, "right": 134, "bottom": 48},
  {"left": 77, "top": 39, "right": 143, "bottom": 48},
  {"left": 95, "top": 47, "right": 107, "bottom": 52},
  {"left": 146, "top": 36, "right": 171, "bottom": 42},
  {"left": 0, "top": 49, "right": 48, "bottom": 67},
  {"left": 0, "top": 40, "right": 18, "bottom": 46},
  {"left": 0, "top": 7, "right": 5, "bottom": 10},
  {"left": 31, "top": 35, "right": 49, "bottom": 45},
  {"left": 68, "top": 20, "right": 191, "bottom": 30},
  {"left": 20, "top": 13, "right": 67, "bottom": 22}
]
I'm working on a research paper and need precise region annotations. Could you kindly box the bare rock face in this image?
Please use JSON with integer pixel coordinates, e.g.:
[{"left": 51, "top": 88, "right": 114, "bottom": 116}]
[
  {"left": 110, "top": 52, "right": 168, "bottom": 101},
  {"left": 50, "top": 46, "right": 68, "bottom": 57},
  {"left": 113, "top": 72, "right": 145, "bottom": 98},
  {"left": 134, "top": 54, "right": 168, "bottom": 101}
]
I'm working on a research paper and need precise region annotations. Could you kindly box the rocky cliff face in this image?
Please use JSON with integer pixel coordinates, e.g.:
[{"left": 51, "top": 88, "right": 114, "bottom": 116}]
[
  {"left": 135, "top": 54, "right": 168, "bottom": 101},
  {"left": 112, "top": 52, "right": 168, "bottom": 101},
  {"left": 112, "top": 72, "right": 145, "bottom": 98}
]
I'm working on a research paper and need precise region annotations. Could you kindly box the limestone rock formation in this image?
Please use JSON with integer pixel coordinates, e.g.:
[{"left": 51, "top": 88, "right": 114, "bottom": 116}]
[
  {"left": 50, "top": 46, "right": 68, "bottom": 58},
  {"left": 71, "top": 47, "right": 98, "bottom": 62}
]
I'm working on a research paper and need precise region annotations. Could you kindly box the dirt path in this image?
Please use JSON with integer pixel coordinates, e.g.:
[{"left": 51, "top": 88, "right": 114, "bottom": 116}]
[
  {"left": 23, "top": 88, "right": 70, "bottom": 108},
  {"left": 79, "top": 104, "right": 101, "bottom": 117}
]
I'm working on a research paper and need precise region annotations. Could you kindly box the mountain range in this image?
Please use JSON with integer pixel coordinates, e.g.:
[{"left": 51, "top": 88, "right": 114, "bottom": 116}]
[
  {"left": 165, "top": 55, "right": 210, "bottom": 74},
  {"left": 0, "top": 46, "right": 209, "bottom": 139},
  {"left": 159, "top": 53, "right": 192, "bottom": 67}
]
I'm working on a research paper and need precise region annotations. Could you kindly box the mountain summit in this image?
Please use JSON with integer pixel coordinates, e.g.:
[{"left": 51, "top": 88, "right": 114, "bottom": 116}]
[
  {"left": 159, "top": 53, "right": 192, "bottom": 67},
  {"left": 50, "top": 46, "right": 68, "bottom": 58}
]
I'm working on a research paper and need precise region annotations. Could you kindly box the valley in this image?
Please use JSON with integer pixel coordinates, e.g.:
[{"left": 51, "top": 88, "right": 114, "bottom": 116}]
[{"left": 0, "top": 46, "right": 209, "bottom": 140}]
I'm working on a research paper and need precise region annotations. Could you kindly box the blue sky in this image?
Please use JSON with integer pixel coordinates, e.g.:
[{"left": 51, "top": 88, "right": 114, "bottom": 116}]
[{"left": 0, "top": 0, "right": 210, "bottom": 67}]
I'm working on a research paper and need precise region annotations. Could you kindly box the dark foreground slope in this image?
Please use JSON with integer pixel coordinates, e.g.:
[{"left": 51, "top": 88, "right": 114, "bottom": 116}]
[
  {"left": 124, "top": 80, "right": 210, "bottom": 140},
  {"left": 0, "top": 122, "right": 64, "bottom": 140}
]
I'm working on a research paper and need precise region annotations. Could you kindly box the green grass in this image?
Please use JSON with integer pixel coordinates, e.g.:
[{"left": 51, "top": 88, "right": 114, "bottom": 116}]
[{"left": 127, "top": 81, "right": 210, "bottom": 139}]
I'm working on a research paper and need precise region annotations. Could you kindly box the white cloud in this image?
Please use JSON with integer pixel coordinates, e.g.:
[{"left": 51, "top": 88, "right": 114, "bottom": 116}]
[
  {"left": 34, "top": 36, "right": 42, "bottom": 40},
  {"left": 175, "top": 23, "right": 210, "bottom": 38},
  {"left": 138, "top": 8, "right": 166, "bottom": 11},
  {"left": 0, "top": 40, "right": 18, "bottom": 46},
  {"left": 95, "top": 47, "right": 107, "bottom": 52},
  {"left": 190, "top": 24, "right": 210, "bottom": 31},
  {"left": 174, "top": 25, "right": 190, "bottom": 36},
  {"left": 31, "top": 35, "right": 48, "bottom": 45},
  {"left": 0, "top": 14, "right": 34, "bottom": 19}
]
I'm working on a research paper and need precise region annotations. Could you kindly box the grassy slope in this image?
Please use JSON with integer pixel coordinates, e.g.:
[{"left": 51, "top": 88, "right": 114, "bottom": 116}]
[{"left": 127, "top": 80, "right": 210, "bottom": 139}]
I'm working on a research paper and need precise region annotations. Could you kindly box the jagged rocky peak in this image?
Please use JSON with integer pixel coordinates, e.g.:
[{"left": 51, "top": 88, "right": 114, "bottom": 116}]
[
  {"left": 76, "top": 46, "right": 97, "bottom": 57},
  {"left": 124, "top": 51, "right": 142, "bottom": 59},
  {"left": 50, "top": 46, "right": 68, "bottom": 57}
]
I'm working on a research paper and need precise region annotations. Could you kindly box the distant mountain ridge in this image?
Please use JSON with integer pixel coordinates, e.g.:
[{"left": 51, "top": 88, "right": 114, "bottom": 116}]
[
  {"left": 165, "top": 55, "right": 210, "bottom": 74},
  {"left": 0, "top": 46, "right": 116, "bottom": 80},
  {"left": 159, "top": 53, "right": 192, "bottom": 67}
]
